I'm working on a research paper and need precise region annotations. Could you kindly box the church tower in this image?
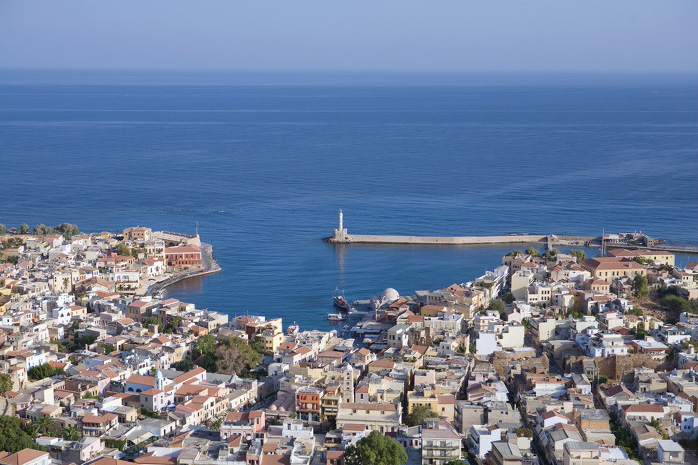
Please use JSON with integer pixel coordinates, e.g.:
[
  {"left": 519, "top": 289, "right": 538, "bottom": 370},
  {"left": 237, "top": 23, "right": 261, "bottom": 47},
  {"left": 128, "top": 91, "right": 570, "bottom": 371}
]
[
  {"left": 154, "top": 369, "right": 165, "bottom": 391},
  {"left": 342, "top": 363, "right": 355, "bottom": 403}
]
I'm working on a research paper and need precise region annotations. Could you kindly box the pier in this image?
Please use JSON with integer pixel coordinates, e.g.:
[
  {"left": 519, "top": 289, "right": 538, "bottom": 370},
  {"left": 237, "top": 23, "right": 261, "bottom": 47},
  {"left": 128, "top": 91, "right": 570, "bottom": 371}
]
[
  {"left": 324, "top": 210, "right": 594, "bottom": 247},
  {"left": 324, "top": 211, "right": 698, "bottom": 254}
]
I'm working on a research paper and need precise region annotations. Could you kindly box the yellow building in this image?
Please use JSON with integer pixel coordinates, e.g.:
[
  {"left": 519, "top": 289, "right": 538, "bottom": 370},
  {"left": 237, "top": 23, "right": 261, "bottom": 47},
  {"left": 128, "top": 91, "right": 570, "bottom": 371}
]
[
  {"left": 607, "top": 248, "right": 675, "bottom": 267},
  {"left": 580, "top": 257, "right": 648, "bottom": 280},
  {"left": 406, "top": 390, "right": 456, "bottom": 422}
]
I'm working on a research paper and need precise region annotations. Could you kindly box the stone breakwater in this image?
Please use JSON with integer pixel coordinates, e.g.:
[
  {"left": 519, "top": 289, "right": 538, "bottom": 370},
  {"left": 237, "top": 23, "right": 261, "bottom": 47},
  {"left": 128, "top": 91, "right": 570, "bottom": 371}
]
[{"left": 326, "top": 233, "right": 557, "bottom": 245}]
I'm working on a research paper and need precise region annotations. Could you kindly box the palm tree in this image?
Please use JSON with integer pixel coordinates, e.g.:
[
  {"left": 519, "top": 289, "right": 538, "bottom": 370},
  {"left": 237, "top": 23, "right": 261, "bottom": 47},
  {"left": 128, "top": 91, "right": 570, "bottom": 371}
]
[
  {"left": 36, "top": 415, "right": 54, "bottom": 435},
  {"left": 25, "top": 422, "right": 40, "bottom": 439},
  {"left": 210, "top": 418, "right": 222, "bottom": 430},
  {"left": 62, "top": 424, "right": 82, "bottom": 441}
]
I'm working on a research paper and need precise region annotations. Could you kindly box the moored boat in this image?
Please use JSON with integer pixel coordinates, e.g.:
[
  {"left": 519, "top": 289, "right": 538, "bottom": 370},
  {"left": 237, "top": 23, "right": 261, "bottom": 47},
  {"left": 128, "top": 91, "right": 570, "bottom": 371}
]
[
  {"left": 327, "top": 313, "right": 347, "bottom": 322},
  {"left": 332, "top": 289, "right": 350, "bottom": 311}
]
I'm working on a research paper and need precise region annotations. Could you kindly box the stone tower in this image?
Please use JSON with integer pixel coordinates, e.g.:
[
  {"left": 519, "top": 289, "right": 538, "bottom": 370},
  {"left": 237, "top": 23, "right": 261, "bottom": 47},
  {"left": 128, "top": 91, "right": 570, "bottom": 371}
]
[
  {"left": 333, "top": 209, "right": 348, "bottom": 242},
  {"left": 342, "top": 363, "right": 355, "bottom": 403}
]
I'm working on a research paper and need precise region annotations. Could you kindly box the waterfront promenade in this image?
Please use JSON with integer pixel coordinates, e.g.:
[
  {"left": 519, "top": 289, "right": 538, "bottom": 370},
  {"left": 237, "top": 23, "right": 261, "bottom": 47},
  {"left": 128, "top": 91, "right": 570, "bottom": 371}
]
[{"left": 139, "top": 241, "right": 221, "bottom": 296}]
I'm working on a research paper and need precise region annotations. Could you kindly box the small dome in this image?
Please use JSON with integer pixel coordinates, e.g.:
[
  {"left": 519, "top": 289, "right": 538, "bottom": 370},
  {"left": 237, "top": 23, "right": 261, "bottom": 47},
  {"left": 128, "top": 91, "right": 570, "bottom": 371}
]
[{"left": 381, "top": 288, "right": 400, "bottom": 303}]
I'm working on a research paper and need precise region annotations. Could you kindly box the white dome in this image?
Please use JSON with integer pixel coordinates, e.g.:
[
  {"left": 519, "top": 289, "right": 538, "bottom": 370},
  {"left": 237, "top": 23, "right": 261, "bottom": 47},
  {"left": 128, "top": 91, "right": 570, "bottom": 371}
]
[{"left": 381, "top": 288, "right": 400, "bottom": 303}]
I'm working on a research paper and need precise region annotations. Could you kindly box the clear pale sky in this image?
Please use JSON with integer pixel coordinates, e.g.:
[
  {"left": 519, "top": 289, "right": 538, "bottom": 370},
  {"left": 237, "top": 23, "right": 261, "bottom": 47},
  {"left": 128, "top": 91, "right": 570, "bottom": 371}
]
[{"left": 1, "top": 0, "right": 696, "bottom": 71}]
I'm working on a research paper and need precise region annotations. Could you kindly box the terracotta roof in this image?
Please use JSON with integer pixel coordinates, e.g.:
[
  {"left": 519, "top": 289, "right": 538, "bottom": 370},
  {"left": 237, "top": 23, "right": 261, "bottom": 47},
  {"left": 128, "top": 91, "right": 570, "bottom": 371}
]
[
  {"left": 0, "top": 449, "right": 48, "bottom": 465},
  {"left": 173, "top": 366, "right": 206, "bottom": 384},
  {"left": 623, "top": 404, "right": 664, "bottom": 413},
  {"left": 165, "top": 244, "right": 201, "bottom": 254},
  {"left": 126, "top": 374, "right": 155, "bottom": 386},
  {"left": 341, "top": 402, "right": 396, "bottom": 412},
  {"left": 82, "top": 412, "right": 117, "bottom": 424}
]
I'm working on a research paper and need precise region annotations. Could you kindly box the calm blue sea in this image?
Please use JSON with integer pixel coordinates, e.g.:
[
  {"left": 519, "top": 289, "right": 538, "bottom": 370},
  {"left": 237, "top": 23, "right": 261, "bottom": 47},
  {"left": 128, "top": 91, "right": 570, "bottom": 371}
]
[{"left": 1, "top": 70, "right": 697, "bottom": 331}]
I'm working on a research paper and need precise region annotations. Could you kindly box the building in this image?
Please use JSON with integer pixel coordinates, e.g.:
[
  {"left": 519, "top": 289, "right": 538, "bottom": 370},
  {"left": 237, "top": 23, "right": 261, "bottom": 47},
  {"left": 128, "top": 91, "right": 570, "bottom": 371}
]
[
  {"left": 123, "top": 227, "right": 153, "bottom": 242},
  {"left": 488, "top": 441, "right": 523, "bottom": 465},
  {"left": 607, "top": 249, "right": 675, "bottom": 267},
  {"left": 164, "top": 244, "right": 203, "bottom": 270},
  {"left": 421, "top": 419, "right": 462, "bottom": 465},
  {"left": 531, "top": 318, "right": 557, "bottom": 344},
  {"left": 563, "top": 442, "right": 599, "bottom": 465},
  {"left": 295, "top": 387, "right": 322, "bottom": 422},
  {"left": 81, "top": 412, "right": 119, "bottom": 437},
  {"left": 336, "top": 402, "right": 401, "bottom": 434},
  {"left": 220, "top": 410, "right": 265, "bottom": 441},
  {"left": 0, "top": 449, "right": 51, "bottom": 465},
  {"left": 580, "top": 257, "right": 647, "bottom": 280},
  {"left": 657, "top": 440, "right": 685, "bottom": 464}
]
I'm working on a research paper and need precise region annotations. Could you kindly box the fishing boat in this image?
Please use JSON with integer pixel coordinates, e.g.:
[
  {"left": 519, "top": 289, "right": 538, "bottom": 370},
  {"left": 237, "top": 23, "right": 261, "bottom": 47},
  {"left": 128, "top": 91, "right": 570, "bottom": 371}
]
[
  {"left": 332, "top": 289, "right": 351, "bottom": 311},
  {"left": 286, "top": 323, "right": 299, "bottom": 335},
  {"left": 327, "top": 313, "right": 347, "bottom": 322}
]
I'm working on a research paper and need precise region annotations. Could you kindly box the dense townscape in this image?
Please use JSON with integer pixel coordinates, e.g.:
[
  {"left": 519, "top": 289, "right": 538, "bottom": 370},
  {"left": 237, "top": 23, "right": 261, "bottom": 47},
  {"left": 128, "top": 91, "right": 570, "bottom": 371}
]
[{"left": 2, "top": 225, "right": 698, "bottom": 465}]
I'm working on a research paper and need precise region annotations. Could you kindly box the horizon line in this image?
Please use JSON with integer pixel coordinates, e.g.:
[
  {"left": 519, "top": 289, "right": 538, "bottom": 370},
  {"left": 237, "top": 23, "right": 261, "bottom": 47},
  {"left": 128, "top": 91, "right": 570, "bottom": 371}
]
[{"left": 1, "top": 67, "right": 697, "bottom": 74}]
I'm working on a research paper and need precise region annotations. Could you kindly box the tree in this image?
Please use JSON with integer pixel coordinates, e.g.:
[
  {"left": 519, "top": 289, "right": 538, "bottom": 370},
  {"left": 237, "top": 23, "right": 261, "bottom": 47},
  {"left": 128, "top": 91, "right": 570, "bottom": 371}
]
[
  {"left": 214, "top": 337, "right": 264, "bottom": 375},
  {"left": 405, "top": 405, "right": 439, "bottom": 427},
  {"left": 28, "top": 363, "right": 63, "bottom": 381},
  {"left": 98, "top": 343, "right": 115, "bottom": 354},
  {"left": 514, "top": 427, "right": 533, "bottom": 438},
  {"left": 0, "top": 416, "right": 44, "bottom": 453},
  {"left": 632, "top": 274, "right": 649, "bottom": 301},
  {"left": 192, "top": 334, "right": 218, "bottom": 359},
  {"left": 661, "top": 295, "right": 694, "bottom": 314},
  {"left": 116, "top": 243, "right": 131, "bottom": 256},
  {"left": 0, "top": 373, "right": 12, "bottom": 394},
  {"left": 488, "top": 298, "right": 506, "bottom": 312},
  {"left": 503, "top": 292, "right": 515, "bottom": 304},
  {"left": 0, "top": 224, "right": 6, "bottom": 235},
  {"left": 543, "top": 248, "right": 560, "bottom": 260},
  {"left": 506, "top": 250, "right": 523, "bottom": 257},
  {"left": 62, "top": 425, "right": 82, "bottom": 441},
  {"left": 209, "top": 418, "right": 222, "bottom": 429},
  {"left": 525, "top": 247, "right": 540, "bottom": 257},
  {"left": 164, "top": 316, "right": 183, "bottom": 334},
  {"left": 56, "top": 223, "right": 79, "bottom": 239},
  {"left": 173, "top": 359, "right": 195, "bottom": 371},
  {"left": 33, "top": 224, "right": 52, "bottom": 235},
  {"left": 19, "top": 223, "right": 29, "bottom": 234},
  {"left": 36, "top": 416, "right": 55, "bottom": 435},
  {"left": 142, "top": 317, "right": 164, "bottom": 332},
  {"left": 444, "top": 461, "right": 468, "bottom": 465},
  {"left": 344, "top": 430, "right": 408, "bottom": 465},
  {"left": 570, "top": 249, "right": 587, "bottom": 262}
]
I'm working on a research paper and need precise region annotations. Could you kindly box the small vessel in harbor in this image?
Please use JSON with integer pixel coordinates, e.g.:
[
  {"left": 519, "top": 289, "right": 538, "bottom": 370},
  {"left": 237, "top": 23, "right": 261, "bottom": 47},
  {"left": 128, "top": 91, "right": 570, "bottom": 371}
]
[
  {"left": 332, "top": 289, "right": 350, "bottom": 311},
  {"left": 286, "top": 323, "right": 299, "bottom": 335},
  {"left": 327, "top": 313, "right": 347, "bottom": 322}
]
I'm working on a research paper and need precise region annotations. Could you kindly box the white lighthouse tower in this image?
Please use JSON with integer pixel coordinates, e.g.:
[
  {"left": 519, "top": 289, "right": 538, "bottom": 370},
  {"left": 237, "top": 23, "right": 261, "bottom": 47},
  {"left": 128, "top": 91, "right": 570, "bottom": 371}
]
[{"left": 333, "top": 209, "right": 348, "bottom": 242}]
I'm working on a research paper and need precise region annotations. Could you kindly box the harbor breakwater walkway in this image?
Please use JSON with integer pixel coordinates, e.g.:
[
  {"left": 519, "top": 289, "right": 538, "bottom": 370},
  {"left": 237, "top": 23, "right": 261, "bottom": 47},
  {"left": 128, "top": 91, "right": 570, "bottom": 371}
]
[
  {"left": 325, "top": 230, "right": 594, "bottom": 247},
  {"left": 324, "top": 210, "right": 594, "bottom": 247}
]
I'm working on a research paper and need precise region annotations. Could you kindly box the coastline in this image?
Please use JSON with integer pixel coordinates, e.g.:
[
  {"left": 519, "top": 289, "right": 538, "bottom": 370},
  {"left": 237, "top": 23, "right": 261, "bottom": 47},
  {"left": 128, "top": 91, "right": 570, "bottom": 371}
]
[{"left": 141, "top": 241, "right": 221, "bottom": 297}]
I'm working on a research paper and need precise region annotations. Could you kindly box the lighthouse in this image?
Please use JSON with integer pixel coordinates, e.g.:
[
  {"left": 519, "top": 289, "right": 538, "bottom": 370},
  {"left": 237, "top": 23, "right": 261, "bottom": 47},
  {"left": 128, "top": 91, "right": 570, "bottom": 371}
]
[{"left": 333, "top": 209, "right": 348, "bottom": 242}]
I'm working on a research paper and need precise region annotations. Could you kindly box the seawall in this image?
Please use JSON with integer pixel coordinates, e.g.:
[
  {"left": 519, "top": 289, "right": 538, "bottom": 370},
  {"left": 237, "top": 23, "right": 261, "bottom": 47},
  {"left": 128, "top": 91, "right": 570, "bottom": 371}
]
[
  {"left": 325, "top": 234, "right": 551, "bottom": 245},
  {"left": 143, "top": 241, "right": 221, "bottom": 296}
]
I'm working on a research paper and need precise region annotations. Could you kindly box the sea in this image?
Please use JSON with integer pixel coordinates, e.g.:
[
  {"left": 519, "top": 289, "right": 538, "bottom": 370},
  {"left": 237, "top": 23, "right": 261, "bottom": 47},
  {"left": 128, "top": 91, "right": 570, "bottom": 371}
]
[{"left": 1, "top": 70, "right": 697, "bottom": 331}]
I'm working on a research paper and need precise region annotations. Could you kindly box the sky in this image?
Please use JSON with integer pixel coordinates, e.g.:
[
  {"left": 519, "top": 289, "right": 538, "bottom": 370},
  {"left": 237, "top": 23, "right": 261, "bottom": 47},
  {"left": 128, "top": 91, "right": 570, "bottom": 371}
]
[{"left": 0, "top": 0, "right": 697, "bottom": 72}]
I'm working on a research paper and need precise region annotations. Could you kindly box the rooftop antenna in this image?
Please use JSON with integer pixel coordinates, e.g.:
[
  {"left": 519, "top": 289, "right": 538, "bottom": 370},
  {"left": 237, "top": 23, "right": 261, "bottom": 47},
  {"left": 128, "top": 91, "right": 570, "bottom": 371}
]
[
  {"left": 195, "top": 221, "right": 199, "bottom": 236},
  {"left": 601, "top": 228, "right": 605, "bottom": 256}
]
